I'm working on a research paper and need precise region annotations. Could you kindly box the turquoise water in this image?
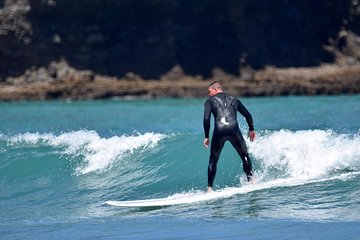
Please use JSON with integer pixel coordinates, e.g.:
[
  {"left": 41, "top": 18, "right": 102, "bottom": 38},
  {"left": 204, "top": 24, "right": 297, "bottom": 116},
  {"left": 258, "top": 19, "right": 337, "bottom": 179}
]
[{"left": 1, "top": 95, "right": 360, "bottom": 239}]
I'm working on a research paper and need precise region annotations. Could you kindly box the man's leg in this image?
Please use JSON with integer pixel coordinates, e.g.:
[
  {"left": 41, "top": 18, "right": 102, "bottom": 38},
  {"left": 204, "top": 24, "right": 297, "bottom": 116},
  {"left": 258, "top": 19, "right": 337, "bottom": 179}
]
[
  {"left": 208, "top": 135, "right": 225, "bottom": 190},
  {"left": 230, "top": 132, "right": 253, "bottom": 181}
]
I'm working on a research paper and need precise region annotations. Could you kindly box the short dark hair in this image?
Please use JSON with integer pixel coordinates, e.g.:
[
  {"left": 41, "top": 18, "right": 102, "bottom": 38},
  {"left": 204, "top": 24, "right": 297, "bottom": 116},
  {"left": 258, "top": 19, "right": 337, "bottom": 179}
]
[{"left": 209, "top": 81, "right": 223, "bottom": 90}]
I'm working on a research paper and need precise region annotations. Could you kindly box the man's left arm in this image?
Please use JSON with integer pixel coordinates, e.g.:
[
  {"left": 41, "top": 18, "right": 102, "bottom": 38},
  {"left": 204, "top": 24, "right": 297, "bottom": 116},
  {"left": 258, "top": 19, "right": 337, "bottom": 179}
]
[{"left": 236, "top": 99, "right": 256, "bottom": 141}]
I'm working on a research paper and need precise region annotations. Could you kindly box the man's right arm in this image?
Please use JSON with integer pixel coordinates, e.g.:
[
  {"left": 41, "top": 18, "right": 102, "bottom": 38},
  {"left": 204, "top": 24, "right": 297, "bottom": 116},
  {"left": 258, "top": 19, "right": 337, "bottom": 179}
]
[{"left": 203, "top": 100, "right": 211, "bottom": 139}]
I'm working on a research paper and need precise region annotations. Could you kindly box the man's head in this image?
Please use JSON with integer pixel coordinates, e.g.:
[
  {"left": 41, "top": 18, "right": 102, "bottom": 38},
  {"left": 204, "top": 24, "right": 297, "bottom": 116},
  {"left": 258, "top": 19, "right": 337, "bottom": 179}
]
[{"left": 208, "top": 81, "right": 223, "bottom": 96}]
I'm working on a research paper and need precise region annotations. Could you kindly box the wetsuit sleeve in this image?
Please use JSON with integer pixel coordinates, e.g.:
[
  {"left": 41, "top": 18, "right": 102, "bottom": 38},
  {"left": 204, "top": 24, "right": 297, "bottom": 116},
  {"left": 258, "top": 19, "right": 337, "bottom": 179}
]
[
  {"left": 236, "top": 99, "right": 254, "bottom": 131},
  {"left": 203, "top": 100, "right": 211, "bottom": 138}
]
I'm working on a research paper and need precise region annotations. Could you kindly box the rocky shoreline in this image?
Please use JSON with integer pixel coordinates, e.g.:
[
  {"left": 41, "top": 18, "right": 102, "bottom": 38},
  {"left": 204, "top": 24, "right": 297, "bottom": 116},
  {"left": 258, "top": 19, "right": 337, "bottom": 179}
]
[
  {"left": 1, "top": 60, "right": 360, "bottom": 101},
  {"left": 2, "top": 1, "right": 360, "bottom": 101}
]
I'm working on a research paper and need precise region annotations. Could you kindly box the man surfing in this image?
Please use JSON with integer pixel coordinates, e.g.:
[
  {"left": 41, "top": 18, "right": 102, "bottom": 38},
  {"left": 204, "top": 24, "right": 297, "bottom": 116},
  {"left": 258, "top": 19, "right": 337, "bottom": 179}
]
[{"left": 203, "top": 81, "right": 256, "bottom": 192}]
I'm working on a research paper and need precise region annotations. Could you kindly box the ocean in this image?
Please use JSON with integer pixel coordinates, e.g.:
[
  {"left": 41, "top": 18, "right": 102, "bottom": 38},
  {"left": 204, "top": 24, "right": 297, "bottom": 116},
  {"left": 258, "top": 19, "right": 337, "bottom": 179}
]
[{"left": 1, "top": 95, "right": 360, "bottom": 239}]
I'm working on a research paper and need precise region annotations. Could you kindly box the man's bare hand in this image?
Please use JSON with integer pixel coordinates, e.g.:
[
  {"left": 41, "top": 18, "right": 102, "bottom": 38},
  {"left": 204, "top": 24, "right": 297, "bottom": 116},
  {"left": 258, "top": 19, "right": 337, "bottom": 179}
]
[
  {"left": 248, "top": 131, "right": 256, "bottom": 142},
  {"left": 204, "top": 138, "right": 209, "bottom": 148}
]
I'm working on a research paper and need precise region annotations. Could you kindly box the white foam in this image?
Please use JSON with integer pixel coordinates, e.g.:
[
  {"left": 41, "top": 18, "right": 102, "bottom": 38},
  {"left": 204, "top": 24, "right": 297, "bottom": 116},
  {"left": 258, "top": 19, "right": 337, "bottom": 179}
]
[
  {"left": 9, "top": 132, "right": 55, "bottom": 144},
  {"left": 9, "top": 130, "right": 166, "bottom": 174},
  {"left": 248, "top": 129, "right": 360, "bottom": 179}
]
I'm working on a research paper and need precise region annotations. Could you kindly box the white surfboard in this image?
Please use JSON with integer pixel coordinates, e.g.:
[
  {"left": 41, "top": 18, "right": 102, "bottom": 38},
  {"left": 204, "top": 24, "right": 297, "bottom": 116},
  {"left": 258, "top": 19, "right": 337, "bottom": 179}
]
[
  {"left": 106, "top": 191, "right": 223, "bottom": 207},
  {"left": 106, "top": 175, "right": 346, "bottom": 208},
  {"left": 106, "top": 178, "right": 282, "bottom": 207}
]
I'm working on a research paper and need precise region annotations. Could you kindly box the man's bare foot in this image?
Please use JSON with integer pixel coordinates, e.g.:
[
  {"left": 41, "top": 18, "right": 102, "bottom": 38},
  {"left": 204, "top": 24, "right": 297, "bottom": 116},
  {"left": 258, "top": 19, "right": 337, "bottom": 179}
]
[
  {"left": 207, "top": 186, "right": 213, "bottom": 193},
  {"left": 247, "top": 175, "right": 256, "bottom": 184},
  {"left": 247, "top": 174, "right": 254, "bottom": 183}
]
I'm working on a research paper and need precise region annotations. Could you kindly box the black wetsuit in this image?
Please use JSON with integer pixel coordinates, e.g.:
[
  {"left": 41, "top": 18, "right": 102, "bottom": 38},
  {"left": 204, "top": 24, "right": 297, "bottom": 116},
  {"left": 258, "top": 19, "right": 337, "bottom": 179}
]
[{"left": 203, "top": 92, "right": 254, "bottom": 187}]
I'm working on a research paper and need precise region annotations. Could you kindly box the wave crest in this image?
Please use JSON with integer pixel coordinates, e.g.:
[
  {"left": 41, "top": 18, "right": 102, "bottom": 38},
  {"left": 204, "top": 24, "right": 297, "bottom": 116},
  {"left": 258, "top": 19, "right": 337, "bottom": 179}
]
[
  {"left": 7, "top": 130, "right": 166, "bottom": 174},
  {"left": 250, "top": 129, "right": 360, "bottom": 180}
]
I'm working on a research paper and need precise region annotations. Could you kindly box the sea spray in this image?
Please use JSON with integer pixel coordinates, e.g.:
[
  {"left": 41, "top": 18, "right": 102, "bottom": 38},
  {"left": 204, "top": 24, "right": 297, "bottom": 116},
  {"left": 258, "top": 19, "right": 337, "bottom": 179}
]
[
  {"left": 7, "top": 130, "right": 167, "bottom": 175},
  {"left": 249, "top": 129, "right": 360, "bottom": 180}
]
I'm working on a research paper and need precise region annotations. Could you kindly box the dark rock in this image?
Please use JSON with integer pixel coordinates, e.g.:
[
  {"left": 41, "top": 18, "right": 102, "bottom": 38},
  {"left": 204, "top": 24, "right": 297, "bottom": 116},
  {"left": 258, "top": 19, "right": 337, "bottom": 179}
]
[{"left": 1, "top": 0, "right": 360, "bottom": 79}]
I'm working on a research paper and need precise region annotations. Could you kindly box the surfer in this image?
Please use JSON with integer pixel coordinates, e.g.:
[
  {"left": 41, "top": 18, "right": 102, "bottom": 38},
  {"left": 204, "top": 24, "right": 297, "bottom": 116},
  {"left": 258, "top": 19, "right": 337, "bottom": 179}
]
[{"left": 203, "top": 81, "right": 256, "bottom": 192}]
